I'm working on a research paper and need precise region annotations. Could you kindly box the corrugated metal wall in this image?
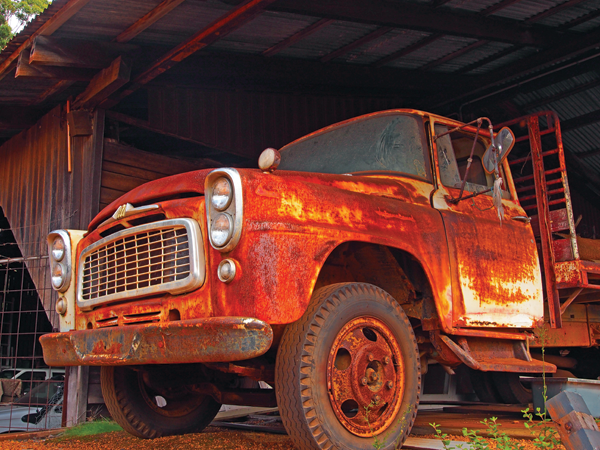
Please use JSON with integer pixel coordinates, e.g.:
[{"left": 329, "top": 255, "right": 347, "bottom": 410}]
[
  {"left": 0, "top": 106, "right": 104, "bottom": 326},
  {"left": 148, "top": 88, "right": 401, "bottom": 158}
]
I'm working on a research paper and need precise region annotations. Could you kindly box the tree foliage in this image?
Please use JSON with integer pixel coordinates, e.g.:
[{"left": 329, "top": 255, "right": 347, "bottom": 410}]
[{"left": 1, "top": 0, "right": 49, "bottom": 49}]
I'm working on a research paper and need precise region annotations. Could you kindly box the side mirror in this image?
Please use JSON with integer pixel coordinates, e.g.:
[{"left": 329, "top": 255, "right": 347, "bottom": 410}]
[{"left": 483, "top": 127, "right": 515, "bottom": 174}]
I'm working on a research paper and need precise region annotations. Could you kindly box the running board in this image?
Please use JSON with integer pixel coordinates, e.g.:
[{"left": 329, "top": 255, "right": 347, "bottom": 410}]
[{"left": 439, "top": 335, "right": 556, "bottom": 373}]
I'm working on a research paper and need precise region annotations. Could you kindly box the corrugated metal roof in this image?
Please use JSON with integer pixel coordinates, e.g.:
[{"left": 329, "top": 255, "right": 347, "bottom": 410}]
[
  {"left": 487, "top": 0, "right": 568, "bottom": 21},
  {"left": 434, "top": 41, "right": 513, "bottom": 73},
  {"left": 273, "top": 20, "right": 379, "bottom": 60},
  {"left": 388, "top": 35, "right": 477, "bottom": 70}
]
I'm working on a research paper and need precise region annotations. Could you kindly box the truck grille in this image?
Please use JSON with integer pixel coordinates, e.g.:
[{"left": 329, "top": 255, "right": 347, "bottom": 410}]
[{"left": 77, "top": 218, "right": 205, "bottom": 309}]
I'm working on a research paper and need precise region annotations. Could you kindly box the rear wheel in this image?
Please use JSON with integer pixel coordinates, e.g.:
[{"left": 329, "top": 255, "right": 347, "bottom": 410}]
[
  {"left": 276, "top": 283, "right": 420, "bottom": 450},
  {"left": 469, "top": 369, "right": 502, "bottom": 403},
  {"left": 492, "top": 372, "right": 533, "bottom": 404},
  {"left": 101, "top": 366, "right": 221, "bottom": 439}
]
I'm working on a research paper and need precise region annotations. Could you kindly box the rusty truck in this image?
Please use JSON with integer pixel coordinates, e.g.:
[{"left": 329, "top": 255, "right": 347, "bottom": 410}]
[{"left": 40, "top": 109, "right": 600, "bottom": 450}]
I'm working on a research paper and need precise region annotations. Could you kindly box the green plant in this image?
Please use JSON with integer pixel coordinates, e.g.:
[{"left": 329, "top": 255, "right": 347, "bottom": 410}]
[
  {"left": 430, "top": 422, "right": 455, "bottom": 450},
  {"left": 522, "top": 407, "right": 562, "bottom": 449}
]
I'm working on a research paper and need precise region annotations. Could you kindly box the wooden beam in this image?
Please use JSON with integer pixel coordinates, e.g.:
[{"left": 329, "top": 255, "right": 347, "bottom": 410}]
[
  {"left": 432, "top": 27, "right": 600, "bottom": 109},
  {"left": 263, "top": 18, "right": 333, "bottom": 57},
  {"left": 157, "top": 51, "right": 466, "bottom": 95},
  {"left": 0, "top": 0, "right": 92, "bottom": 81},
  {"left": 420, "top": 39, "right": 489, "bottom": 71},
  {"left": 29, "top": 36, "right": 138, "bottom": 68},
  {"left": 115, "top": 0, "right": 186, "bottom": 43},
  {"left": 320, "top": 27, "right": 393, "bottom": 63},
  {"left": 106, "top": 110, "right": 246, "bottom": 158},
  {"left": 561, "top": 110, "right": 600, "bottom": 132},
  {"left": 528, "top": 0, "right": 588, "bottom": 23},
  {"left": 16, "top": 50, "right": 97, "bottom": 80},
  {"left": 481, "top": 0, "right": 522, "bottom": 16},
  {"left": 578, "top": 148, "right": 600, "bottom": 159},
  {"left": 111, "top": 0, "right": 278, "bottom": 105},
  {"left": 372, "top": 33, "right": 442, "bottom": 67},
  {"left": 455, "top": 44, "right": 520, "bottom": 74},
  {"left": 72, "top": 56, "right": 131, "bottom": 109},
  {"left": 270, "top": 0, "right": 564, "bottom": 46},
  {"left": 521, "top": 79, "right": 600, "bottom": 111},
  {"left": 560, "top": 8, "right": 600, "bottom": 30}
]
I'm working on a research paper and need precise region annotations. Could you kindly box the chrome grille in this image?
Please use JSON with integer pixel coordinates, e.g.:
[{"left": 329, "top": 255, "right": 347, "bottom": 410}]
[{"left": 77, "top": 219, "right": 205, "bottom": 309}]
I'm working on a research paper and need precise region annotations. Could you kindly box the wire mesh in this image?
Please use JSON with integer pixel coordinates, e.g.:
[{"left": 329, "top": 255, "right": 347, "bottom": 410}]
[{"left": 0, "top": 211, "right": 64, "bottom": 433}]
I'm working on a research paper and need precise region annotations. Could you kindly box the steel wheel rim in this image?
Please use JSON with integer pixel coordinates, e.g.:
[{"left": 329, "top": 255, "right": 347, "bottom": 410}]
[{"left": 326, "top": 316, "right": 405, "bottom": 437}]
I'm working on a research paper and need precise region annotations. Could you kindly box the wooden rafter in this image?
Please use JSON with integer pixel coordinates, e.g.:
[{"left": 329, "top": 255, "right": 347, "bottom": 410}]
[
  {"left": 455, "top": 45, "right": 520, "bottom": 75},
  {"left": 432, "top": 26, "right": 600, "bottom": 109},
  {"left": 106, "top": 111, "right": 248, "bottom": 158},
  {"left": 561, "top": 109, "right": 600, "bottom": 132},
  {"left": 372, "top": 33, "right": 442, "bottom": 68},
  {"left": 320, "top": 27, "right": 393, "bottom": 63},
  {"left": 481, "top": 0, "right": 522, "bottom": 17},
  {"left": 29, "top": 36, "right": 138, "bottom": 68},
  {"left": 270, "top": 0, "right": 563, "bottom": 46},
  {"left": 0, "top": 0, "right": 92, "bottom": 82},
  {"left": 527, "top": 0, "right": 588, "bottom": 23},
  {"left": 521, "top": 79, "right": 600, "bottom": 111},
  {"left": 425, "top": 0, "right": 588, "bottom": 74},
  {"left": 560, "top": 8, "right": 600, "bottom": 30},
  {"left": 109, "top": 0, "right": 278, "bottom": 106},
  {"left": 115, "top": 0, "right": 186, "bottom": 43},
  {"left": 16, "top": 51, "right": 97, "bottom": 80},
  {"left": 420, "top": 39, "right": 489, "bottom": 71},
  {"left": 263, "top": 19, "right": 334, "bottom": 57}
]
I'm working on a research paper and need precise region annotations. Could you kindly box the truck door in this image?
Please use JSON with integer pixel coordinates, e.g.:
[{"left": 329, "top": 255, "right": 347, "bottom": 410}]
[{"left": 430, "top": 120, "right": 544, "bottom": 329}]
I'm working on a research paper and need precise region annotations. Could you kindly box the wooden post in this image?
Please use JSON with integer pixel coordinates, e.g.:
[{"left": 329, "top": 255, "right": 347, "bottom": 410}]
[
  {"left": 65, "top": 366, "right": 89, "bottom": 426},
  {"left": 547, "top": 391, "right": 600, "bottom": 450}
]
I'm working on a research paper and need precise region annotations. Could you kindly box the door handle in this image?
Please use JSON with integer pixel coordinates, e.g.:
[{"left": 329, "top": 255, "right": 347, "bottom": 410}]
[{"left": 511, "top": 215, "right": 531, "bottom": 224}]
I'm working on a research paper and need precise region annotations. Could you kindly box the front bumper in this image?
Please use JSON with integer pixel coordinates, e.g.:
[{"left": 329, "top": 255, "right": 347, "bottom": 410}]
[{"left": 40, "top": 317, "right": 273, "bottom": 366}]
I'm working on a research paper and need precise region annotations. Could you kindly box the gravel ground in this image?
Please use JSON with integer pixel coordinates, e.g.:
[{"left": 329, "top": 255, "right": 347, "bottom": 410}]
[{"left": 0, "top": 427, "right": 566, "bottom": 450}]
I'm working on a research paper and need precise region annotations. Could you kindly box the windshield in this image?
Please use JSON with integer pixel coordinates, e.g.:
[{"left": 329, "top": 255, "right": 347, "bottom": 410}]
[{"left": 279, "top": 113, "right": 431, "bottom": 181}]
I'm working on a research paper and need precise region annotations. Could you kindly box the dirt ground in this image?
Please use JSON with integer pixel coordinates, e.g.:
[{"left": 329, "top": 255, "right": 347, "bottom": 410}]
[{"left": 0, "top": 427, "right": 565, "bottom": 450}]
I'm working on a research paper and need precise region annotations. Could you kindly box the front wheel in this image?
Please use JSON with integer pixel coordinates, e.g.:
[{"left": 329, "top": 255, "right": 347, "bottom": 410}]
[
  {"left": 276, "top": 283, "right": 421, "bottom": 450},
  {"left": 101, "top": 366, "right": 221, "bottom": 439}
]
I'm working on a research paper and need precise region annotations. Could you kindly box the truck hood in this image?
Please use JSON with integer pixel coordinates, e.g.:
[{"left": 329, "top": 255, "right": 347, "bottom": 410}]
[{"left": 89, "top": 167, "right": 432, "bottom": 232}]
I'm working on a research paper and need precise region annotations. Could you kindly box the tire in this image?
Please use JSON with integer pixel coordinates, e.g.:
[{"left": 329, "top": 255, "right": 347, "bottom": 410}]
[
  {"left": 275, "top": 283, "right": 421, "bottom": 450},
  {"left": 101, "top": 366, "right": 221, "bottom": 439},
  {"left": 469, "top": 369, "right": 502, "bottom": 403},
  {"left": 492, "top": 372, "right": 533, "bottom": 404}
]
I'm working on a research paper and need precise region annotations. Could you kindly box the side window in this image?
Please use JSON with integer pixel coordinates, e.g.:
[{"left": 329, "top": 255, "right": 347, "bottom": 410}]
[
  {"left": 435, "top": 124, "right": 461, "bottom": 188},
  {"left": 435, "top": 124, "right": 496, "bottom": 188}
]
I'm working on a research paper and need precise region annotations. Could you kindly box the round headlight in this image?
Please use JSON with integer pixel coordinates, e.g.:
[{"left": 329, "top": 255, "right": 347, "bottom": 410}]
[
  {"left": 211, "top": 177, "right": 232, "bottom": 211},
  {"left": 211, "top": 213, "right": 233, "bottom": 247},
  {"left": 51, "top": 236, "right": 66, "bottom": 261},
  {"left": 51, "top": 263, "right": 65, "bottom": 290}
]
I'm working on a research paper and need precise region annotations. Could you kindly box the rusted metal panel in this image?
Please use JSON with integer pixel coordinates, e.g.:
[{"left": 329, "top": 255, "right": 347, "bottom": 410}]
[{"left": 40, "top": 317, "right": 273, "bottom": 366}]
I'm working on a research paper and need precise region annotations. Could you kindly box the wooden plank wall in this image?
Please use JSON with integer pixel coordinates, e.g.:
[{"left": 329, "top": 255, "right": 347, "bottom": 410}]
[
  {"left": 100, "top": 138, "right": 208, "bottom": 210},
  {"left": 0, "top": 105, "right": 104, "bottom": 327}
]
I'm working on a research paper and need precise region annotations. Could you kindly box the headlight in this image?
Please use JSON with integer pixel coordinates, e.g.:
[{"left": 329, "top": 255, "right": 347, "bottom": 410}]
[
  {"left": 211, "top": 177, "right": 232, "bottom": 211},
  {"left": 211, "top": 213, "right": 233, "bottom": 247},
  {"left": 206, "top": 169, "right": 243, "bottom": 252},
  {"left": 51, "top": 263, "right": 66, "bottom": 290},
  {"left": 51, "top": 236, "right": 66, "bottom": 261},
  {"left": 47, "top": 230, "right": 72, "bottom": 293}
]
